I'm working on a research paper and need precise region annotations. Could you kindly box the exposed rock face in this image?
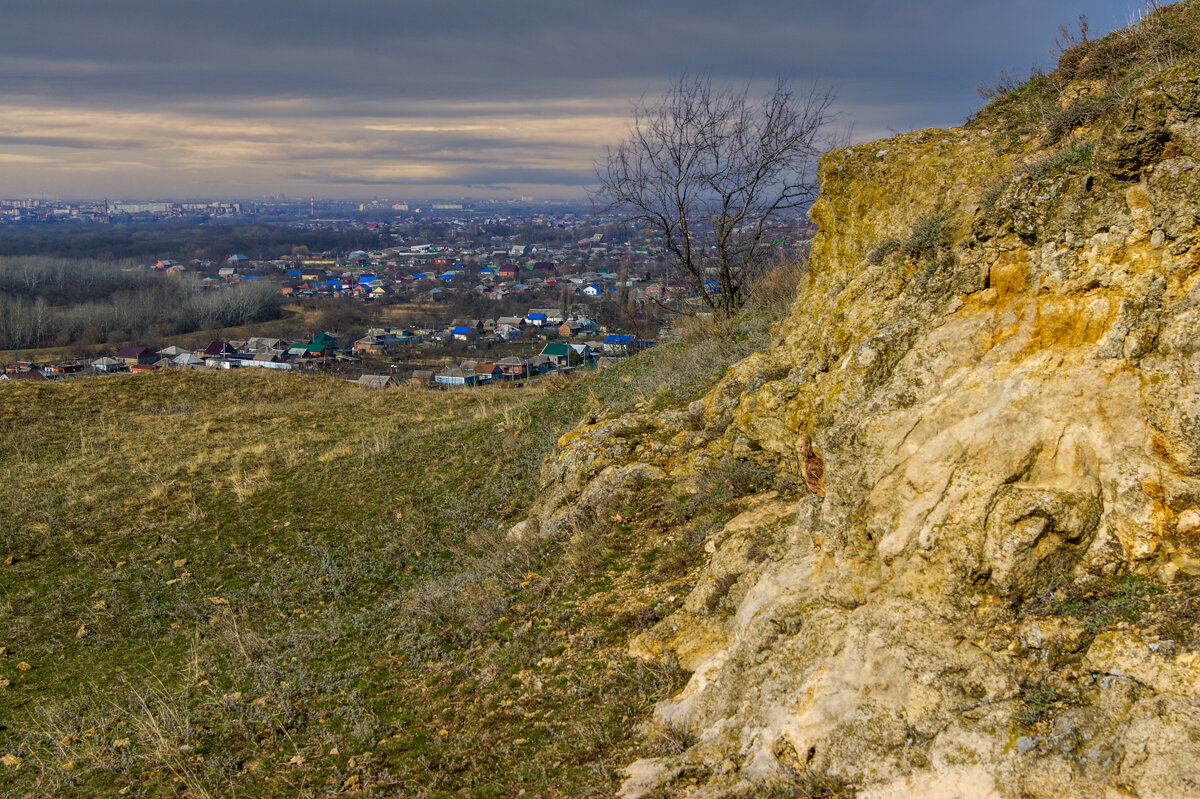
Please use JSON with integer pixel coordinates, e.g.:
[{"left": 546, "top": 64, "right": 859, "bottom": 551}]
[{"left": 533, "top": 63, "right": 1200, "bottom": 797}]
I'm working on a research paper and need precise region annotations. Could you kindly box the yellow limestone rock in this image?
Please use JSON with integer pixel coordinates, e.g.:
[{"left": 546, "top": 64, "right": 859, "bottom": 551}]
[
  {"left": 535, "top": 51, "right": 1200, "bottom": 799},
  {"left": 1083, "top": 631, "right": 1200, "bottom": 696}
]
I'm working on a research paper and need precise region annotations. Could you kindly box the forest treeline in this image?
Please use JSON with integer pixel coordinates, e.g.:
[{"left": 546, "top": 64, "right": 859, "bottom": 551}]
[
  {"left": 0, "top": 220, "right": 634, "bottom": 261},
  {"left": 0, "top": 257, "right": 282, "bottom": 350},
  {"left": 0, "top": 223, "right": 385, "bottom": 261}
]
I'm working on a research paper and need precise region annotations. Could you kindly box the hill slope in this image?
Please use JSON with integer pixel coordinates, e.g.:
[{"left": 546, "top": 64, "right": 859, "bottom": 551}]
[
  {"left": 6, "top": 5, "right": 1200, "bottom": 798},
  {"left": 0, "top": 310, "right": 794, "bottom": 797}
]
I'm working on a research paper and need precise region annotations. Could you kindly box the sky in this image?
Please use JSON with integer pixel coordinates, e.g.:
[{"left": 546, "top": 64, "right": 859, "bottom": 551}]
[{"left": 0, "top": 0, "right": 1151, "bottom": 201}]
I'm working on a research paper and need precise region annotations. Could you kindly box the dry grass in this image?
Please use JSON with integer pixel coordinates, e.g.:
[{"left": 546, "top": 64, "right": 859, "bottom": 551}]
[{"left": 0, "top": 360, "right": 708, "bottom": 797}]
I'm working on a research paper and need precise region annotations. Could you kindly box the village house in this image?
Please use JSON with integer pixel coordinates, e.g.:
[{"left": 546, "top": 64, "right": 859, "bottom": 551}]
[
  {"left": 201, "top": 341, "right": 237, "bottom": 359},
  {"left": 474, "top": 362, "right": 502, "bottom": 383},
  {"left": 601, "top": 334, "right": 641, "bottom": 355},
  {"left": 495, "top": 323, "right": 522, "bottom": 340},
  {"left": 409, "top": 370, "right": 435, "bottom": 387},
  {"left": 115, "top": 345, "right": 156, "bottom": 366},
  {"left": 527, "top": 308, "right": 564, "bottom": 325},
  {"left": 354, "top": 336, "right": 387, "bottom": 356},
  {"left": 356, "top": 374, "right": 396, "bottom": 389},
  {"left": 435, "top": 365, "right": 478, "bottom": 386},
  {"left": 449, "top": 325, "right": 479, "bottom": 343},
  {"left": 44, "top": 360, "right": 88, "bottom": 376},
  {"left": 246, "top": 337, "right": 284, "bottom": 353},
  {"left": 91, "top": 356, "right": 126, "bottom": 373},
  {"left": 130, "top": 360, "right": 166, "bottom": 373},
  {"left": 497, "top": 356, "right": 532, "bottom": 379},
  {"left": 539, "top": 342, "right": 583, "bottom": 368},
  {"left": 172, "top": 353, "right": 205, "bottom": 368},
  {"left": 5, "top": 369, "right": 49, "bottom": 381},
  {"left": 557, "top": 319, "right": 586, "bottom": 338}
]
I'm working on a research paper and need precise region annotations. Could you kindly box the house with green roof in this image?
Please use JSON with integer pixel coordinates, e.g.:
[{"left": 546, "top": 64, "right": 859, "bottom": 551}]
[{"left": 539, "top": 342, "right": 583, "bottom": 368}]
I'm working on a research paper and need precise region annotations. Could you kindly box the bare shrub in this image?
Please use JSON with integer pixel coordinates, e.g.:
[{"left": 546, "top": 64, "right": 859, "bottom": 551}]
[{"left": 596, "top": 75, "right": 832, "bottom": 316}]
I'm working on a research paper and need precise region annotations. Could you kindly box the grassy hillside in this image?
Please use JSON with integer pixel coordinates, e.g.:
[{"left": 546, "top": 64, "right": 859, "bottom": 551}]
[{"left": 0, "top": 291, "right": 793, "bottom": 797}]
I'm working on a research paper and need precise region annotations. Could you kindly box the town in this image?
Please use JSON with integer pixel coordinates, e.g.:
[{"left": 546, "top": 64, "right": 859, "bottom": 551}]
[{"left": 0, "top": 199, "right": 813, "bottom": 385}]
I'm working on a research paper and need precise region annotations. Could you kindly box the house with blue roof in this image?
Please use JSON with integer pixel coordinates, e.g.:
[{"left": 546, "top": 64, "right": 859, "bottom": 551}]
[
  {"left": 602, "top": 334, "right": 636, "bottom": 355},
  {"left": 450, "top": 325, "right": 479, "bottom": 342}
]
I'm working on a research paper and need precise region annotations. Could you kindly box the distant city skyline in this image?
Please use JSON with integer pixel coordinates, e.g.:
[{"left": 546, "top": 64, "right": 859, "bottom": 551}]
[{"left": 0, "top": 1, "right": 1152, "bottom": 199}]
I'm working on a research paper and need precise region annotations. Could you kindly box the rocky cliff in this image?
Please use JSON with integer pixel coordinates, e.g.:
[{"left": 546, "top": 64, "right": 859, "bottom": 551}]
[{"left": 527, "top": 16, "right": 1200, "bottom": 799}]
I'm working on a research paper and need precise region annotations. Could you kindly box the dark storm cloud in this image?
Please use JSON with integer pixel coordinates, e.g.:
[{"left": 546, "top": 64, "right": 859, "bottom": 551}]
[
  {"left": 0, "top": 1, "right": 1137, "bottom": 109},
  {"left": 0, "top": 0, "right": 1144, "bottom": 197}
]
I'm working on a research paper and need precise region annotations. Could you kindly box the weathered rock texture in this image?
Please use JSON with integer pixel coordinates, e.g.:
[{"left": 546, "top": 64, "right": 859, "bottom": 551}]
[{"left": 531, "top": 60, "right": 1200, "bottom": 798}]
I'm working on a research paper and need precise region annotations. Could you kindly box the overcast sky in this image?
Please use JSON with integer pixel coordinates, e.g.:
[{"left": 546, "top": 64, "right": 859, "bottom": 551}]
[{"left": 0, "top": 0, "right": 1148, "bottom": 200}]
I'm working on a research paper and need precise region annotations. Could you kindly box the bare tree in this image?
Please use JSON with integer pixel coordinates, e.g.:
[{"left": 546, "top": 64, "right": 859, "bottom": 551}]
[{"left": 596, "top": 76, "right": 833, "bottom": 316}]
